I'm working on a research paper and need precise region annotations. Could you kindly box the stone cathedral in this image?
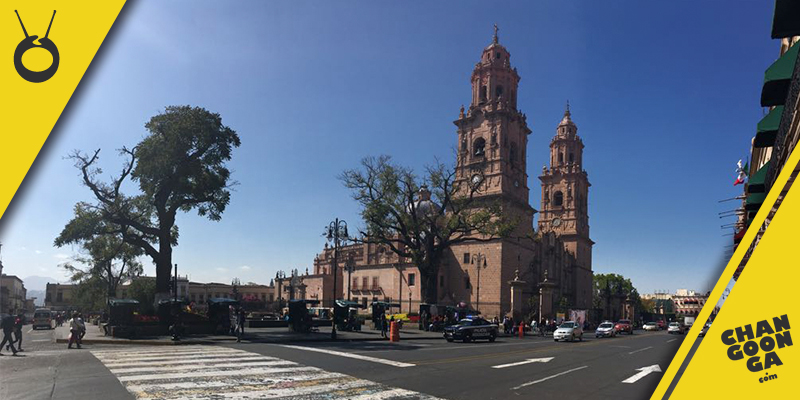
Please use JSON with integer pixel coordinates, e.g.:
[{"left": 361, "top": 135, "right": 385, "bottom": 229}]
[{"left": 302, "top": 29, "right": 594, "bottom": 321}]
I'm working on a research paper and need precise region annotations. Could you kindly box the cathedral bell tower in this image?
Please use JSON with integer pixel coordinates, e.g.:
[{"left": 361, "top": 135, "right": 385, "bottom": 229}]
[
  {"left": 538, "top": 104, "right": 593, "bottom": 271},
  {"left": 453, "top": 25, "right": 534, "bottom": 230}
]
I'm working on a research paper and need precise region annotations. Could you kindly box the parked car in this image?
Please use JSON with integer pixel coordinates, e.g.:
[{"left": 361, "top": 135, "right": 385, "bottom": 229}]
[
  {"left": 443, "top": 317, "right": 498, "bottom": 343},
  {"left": 656, "top": 320, "right": 666, "bottom": 330},
  {"left": 595, "top": 321, "right": 616, "bottom": 338},
  {"left": 554, "top": 321, "right": 583, "bottom": 342},
  {"left": 643, "top": 322, "right": 659, "bottom": 331},
  {"left": 668, "top": 322, "right": 684, "bottom": 334},
  {"left": 615, "top": 319, "right": 633, "bottom": 335},
  {"left": 32, "top": 309, "right": 53, "bottom": 330}
]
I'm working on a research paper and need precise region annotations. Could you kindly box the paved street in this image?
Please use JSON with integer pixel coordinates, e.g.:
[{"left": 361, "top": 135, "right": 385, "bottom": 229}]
[{"left": 0, "top": 328, "right": 685, "bottom": 400}]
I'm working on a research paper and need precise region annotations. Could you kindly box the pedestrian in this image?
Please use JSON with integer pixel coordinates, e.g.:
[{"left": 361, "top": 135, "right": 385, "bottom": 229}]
[
  {"left": 0, "top": 313, "right": 19, "bottom": 356},
  {"left": 68, "top": 312, "right": 84, "bottom": 349},
  {"left": 236, "top": 308, "right": 246, "bottom": 343},
  {"left": 10, "top": 313, "right": 24, "bottom": 352},
  {"left": 379, "top": 313, "right": 388, "bottom": 338}
]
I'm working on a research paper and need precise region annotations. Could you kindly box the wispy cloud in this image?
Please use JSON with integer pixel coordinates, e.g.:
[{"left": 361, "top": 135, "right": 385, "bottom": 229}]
[
  {"left": 35, "top": 250, "right": 42, "bottom": 255},
  {"left": 215, "top": 267, "right": 228, "bottom": 272},
  {"left": 239, "top": 265, "right": 252, "bottom": 271}
]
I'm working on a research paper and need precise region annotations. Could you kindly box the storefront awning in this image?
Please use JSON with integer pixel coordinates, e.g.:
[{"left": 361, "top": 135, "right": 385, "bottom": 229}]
[
  {"left": 747, "top": 161, "right": 771, "bottom": 193},
  {"left": 745, "top": 192, "right": 767, "bottom": 211},
  {"left": 761, "top": 42, "right": 799, "bottom": 107},
  {"left": 772, "top": 0, "right": 800, "bottom": 39},
  {"left": 754, "top": 107, "right": 783, "bottom": 148}
]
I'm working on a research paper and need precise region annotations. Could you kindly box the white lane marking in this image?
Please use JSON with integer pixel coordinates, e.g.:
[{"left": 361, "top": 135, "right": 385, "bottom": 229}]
[
  {"left": 92, "top": 347, "right": 244, "bottom": 358},
  {"left": 101, "top": 355, "right": 278, "bottom": 369},
  {"left": 31, "top": 339, "right": 50, "bottom": 342},
  {"left": 667, "top": 338, "right": 677, "bottom": 343},
  {"left": 91, "top": 345, "right": 239, "bottom": 356},
  {"left": 622, "top": 364, "right": 662, "bottom": 383},
  {"left": 628, "top": 346, "right": 653, "bottom": 355},
  {"left": 492, "top": 357, "right": 554, "bottom": 369},
  {"left": 26, "top": 329, "right": 33, "bottom": 334},
  {"left": 124, "top": 371, "right": 347, "bottom": 392},
  {"left": 118, "top": 366, "right": 320, "bottom": 382},
  {"left": 136, "top": 379, "right": 376, "bottom": 400},
  {"left": 278, "top": 344, "right": 415, "bottom": 368},
  {"left": 94, "top": 350, "right": 246, "bottom": 363},
  {"left": 110, "top": 360, "right": 298, "bottom": 374},
  {"left": 512, "top": 366, "right": 589, "bottom": 390},
  {"left": 346, "top": 388, "right": 443, "bottom": 400}
]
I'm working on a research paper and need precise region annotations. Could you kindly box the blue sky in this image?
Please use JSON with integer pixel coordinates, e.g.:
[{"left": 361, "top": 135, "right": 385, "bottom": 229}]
[{"left": 0, "top": 1, "right": 776, "bottom": 294}]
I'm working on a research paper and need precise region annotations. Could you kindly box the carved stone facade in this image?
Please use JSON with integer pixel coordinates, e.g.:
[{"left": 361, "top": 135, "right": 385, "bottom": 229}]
[{"left": 305, "top": 30, "right": 594, "bottom": 320}]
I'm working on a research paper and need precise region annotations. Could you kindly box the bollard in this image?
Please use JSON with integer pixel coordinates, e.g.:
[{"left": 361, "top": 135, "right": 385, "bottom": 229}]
[
  {"left": 519, "top": 322, "right": 524, "bottom": 339},
  {"left": 389, "top": 321, "right": 400, "bottom": 342}
]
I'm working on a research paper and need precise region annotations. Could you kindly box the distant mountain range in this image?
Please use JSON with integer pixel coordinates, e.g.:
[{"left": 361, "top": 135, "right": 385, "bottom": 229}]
[{"left": 22, "top": 276, "right": 62, "bottom": 307}]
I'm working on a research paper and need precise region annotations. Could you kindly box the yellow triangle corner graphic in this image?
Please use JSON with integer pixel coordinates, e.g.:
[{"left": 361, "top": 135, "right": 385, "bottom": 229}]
[{"left": 0, "top": 1, "right": 127, "bottom": 219}]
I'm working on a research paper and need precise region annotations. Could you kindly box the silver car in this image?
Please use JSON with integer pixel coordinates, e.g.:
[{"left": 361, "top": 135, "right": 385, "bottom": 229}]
[
  {"left": 595, "top": 321, "right": 616, "bottom": 338},
  {"left": 554, "top": 321, "right": 583, "bottom": 342}
]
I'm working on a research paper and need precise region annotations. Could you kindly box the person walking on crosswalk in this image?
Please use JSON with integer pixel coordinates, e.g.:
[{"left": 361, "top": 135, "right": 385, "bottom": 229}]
[
  {"left": 0, "top": 313, "right": 19, "bottom": 356},
  {"left": 67, "top": 312, "right": 85, "bottom": 349}
]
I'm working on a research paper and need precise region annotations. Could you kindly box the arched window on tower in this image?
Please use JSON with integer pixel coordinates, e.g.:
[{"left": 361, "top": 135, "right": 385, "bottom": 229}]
[
  {"left": 554, "top": 191, "right": 563, "bottom": 207},
  {"left": 558, "top": 153, "right": 564, "bottom": 165},
  {"left": 569, "top": 153, "right": 574, "bottom": 163},
  {"left": 495, "top": 85, "right": 504, "bottom": 99},
  {"left": 473, "top": 137, "right": 486, "bottom": 157},
  {"left": 480, "top": 86, "right": 487, "bottom": 102}
]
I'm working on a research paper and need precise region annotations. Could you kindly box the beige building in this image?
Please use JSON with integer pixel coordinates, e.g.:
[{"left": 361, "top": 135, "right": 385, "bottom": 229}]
[
  {"left": 736, "top": 3, "right": 800, "bottom": 279},
  {"left": 303, "top": 30, "right": 594, "bottom": 321},
  {"left": 1, "top": 274, "right": 27, "bottom": 314}
]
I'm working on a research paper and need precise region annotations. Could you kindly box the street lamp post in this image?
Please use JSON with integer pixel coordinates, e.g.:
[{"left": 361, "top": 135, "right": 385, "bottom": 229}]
[
  {"left": 470, "top": 253, "right": 487, "bottom": 313},
  {"left": 172, "top": 263, "right": 181, "bottom": 341},
  {"left": 345, "top": 253, "right": 355, "bottom": 301},
  {"left": 325, "top": 218, "right": 349, "bottom": 340}
]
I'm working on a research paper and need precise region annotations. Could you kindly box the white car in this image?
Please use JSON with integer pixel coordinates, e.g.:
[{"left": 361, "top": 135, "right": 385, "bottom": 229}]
[
  {"left": 667, "top": 322, "right": 684, "bottom": 334},
  {"left": 643, "top": 322, "right": 659, "bottom": 331},
  {"left": 595, "top": 321, "right": 616, "bottom": 338},
  {"left": 553, "top": 321, "right": 583, "bottom": 342}
]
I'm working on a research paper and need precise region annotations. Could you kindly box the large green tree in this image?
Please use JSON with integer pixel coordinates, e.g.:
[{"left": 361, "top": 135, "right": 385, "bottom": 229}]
[
  {"left": 341, "top": 156, "right": 514, "bottom": 304},
  {"left": 56, "top": 219, "right": 144, "bottom": 304},
  {"left": 58, "top": 106, "right": 241, "bottom": 298},
  {"left": 592, "top": 273, "right": 645, "bottom": 318}
]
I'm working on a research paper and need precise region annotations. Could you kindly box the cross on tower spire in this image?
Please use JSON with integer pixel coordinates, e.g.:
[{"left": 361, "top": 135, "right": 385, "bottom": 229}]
[{"left": 493, "top": 24, "right": 499, "bottom": 44}]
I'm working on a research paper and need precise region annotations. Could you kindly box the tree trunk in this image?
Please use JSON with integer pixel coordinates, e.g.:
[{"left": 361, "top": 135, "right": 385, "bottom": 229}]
[
  {"left": 155, "top": 236, "right": 173, "bottom": 295},
  {"left": 418, "top": 258, "right": 439, "bottom": 304}
]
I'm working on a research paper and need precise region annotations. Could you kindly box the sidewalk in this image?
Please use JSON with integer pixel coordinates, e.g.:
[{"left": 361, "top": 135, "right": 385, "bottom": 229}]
[{"left": 53, "top": 324, "right": 447, "bottom": 346}]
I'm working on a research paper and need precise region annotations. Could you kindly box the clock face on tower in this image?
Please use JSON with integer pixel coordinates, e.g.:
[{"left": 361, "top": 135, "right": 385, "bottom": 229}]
[
  {"left": 551, "top": 217, "right": 562, "bottom": 228},
  {"left": 471, "top": 173, "right": 483, "bottom": 188}
]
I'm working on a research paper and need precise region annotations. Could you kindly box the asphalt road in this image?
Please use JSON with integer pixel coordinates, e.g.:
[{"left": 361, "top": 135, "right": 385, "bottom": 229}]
[{"left": 0, "top": 327, "right": 686, "bottom": 400}]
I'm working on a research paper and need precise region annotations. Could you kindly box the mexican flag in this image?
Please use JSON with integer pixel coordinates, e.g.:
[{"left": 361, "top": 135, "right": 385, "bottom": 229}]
[{"left": 734, "top": 159, "right": 748, "bottom": 186}]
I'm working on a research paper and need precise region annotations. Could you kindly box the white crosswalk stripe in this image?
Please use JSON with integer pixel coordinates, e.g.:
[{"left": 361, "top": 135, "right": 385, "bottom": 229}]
[{"left": 93, "top": 345, "right": 445, "bottom": 400}]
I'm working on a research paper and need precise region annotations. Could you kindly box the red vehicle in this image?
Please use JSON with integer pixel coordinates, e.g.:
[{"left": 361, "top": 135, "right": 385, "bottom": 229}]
[
  {"left": 615, "top": 319, "right": 633, "bottom": 334},
  {"left": 656, "top": 320, "right": 666, "bottom": 330}
]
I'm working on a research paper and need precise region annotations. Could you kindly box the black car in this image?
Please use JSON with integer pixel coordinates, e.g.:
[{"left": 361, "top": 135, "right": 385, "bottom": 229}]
[{"left": 443, "top": 318, "right": 498, "bottom": 343}]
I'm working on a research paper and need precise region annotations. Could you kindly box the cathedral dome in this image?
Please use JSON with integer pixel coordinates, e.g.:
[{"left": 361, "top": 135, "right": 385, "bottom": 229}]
[
  {"left": 558, "top": 102, "right": 576, "bottom": 127},
  {"left": 409, "top": 185, "right": 441, "bottom": 217}
]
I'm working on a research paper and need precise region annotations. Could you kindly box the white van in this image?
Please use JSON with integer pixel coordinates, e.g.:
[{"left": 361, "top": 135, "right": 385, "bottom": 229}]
[{"left": 32, "top": 309, "right": 53, "bottom": 330}]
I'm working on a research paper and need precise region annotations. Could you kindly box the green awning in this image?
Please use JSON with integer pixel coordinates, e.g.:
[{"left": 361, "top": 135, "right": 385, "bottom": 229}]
[
  {"left": 772, "top": 0, "right": 800, "bottom": 39},
  {"left": 747, "top": 161, "right": 771, "bottom": 193},
  {"left": 761, "top": 42, "right": 799, "bottom": 107},
  {"left": 754, "top": 107, "right": 783, "bottom": 148},
  {"left": 745, "top": 192, "right": 767, "bottom": 211}
]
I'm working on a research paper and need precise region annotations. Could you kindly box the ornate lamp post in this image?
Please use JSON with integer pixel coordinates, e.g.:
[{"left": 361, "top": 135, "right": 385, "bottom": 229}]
[
  {"left": 325, "top": 218, "right": 349, "bottom": 340},
  {"left": 171, "top": 263, "right": 181, "bottom": 341},
  {"left": 232, "top": 278, "right": 241, "bottom": 301},
  {"left": 345, "top": 252, "right": 355, "bottom": 301},
  {"left": 470, "top": 253, "right": 487, "bottom": 313}
]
